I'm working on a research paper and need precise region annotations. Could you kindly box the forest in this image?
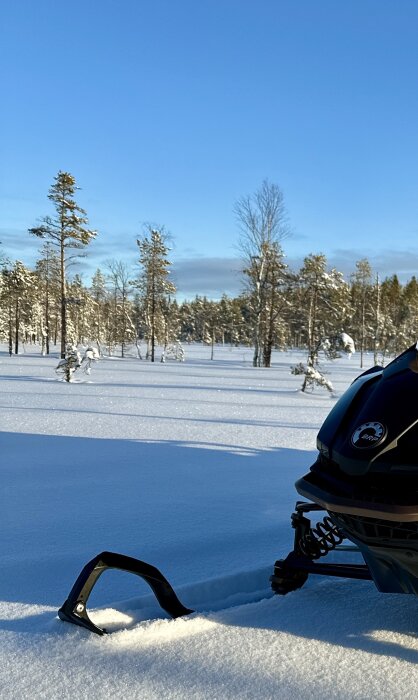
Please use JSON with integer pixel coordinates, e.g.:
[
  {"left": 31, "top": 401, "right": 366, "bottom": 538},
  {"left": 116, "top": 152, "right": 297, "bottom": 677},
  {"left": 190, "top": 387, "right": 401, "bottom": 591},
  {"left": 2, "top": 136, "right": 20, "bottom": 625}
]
[{"left": 1, "top": 173, "right": 417, "bottom": 370}]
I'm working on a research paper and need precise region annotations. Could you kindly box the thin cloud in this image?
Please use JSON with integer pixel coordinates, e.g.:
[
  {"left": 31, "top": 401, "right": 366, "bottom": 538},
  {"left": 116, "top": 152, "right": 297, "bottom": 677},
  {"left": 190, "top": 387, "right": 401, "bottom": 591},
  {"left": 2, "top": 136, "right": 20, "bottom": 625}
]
[
  {"left": 330, "top": 248, "right": 418, "bottom": 281},
  {"left": 3, "top": 229, "right": 418, "bottom": 295},
  {"left": 284, "top": 248, "right": 418, "bottom": 283},
  {"left": 172, "top": 257, "right": 244, "bottom": 298},
  {"left": 0, "top": 228, "right": 40, "bottom": 261}
]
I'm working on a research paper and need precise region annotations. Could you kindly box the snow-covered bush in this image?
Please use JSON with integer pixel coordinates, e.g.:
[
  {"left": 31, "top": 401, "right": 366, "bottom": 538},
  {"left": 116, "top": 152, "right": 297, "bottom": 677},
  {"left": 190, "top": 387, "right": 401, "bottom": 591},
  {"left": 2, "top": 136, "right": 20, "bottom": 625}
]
[
  {"left": 81, "top": 346, "right": 100, "bottom": 374},
  {"left": 291, "top": 362, "right": 334, "bottom": 393},
  {"left": 55, "top": 344, "right": 100, "bottom": 382},
  {"left": 160, "top": 342, "right": 185, "bottom": 363},
  {"left": 55, "top": 344, "right": 82, "bottom": 382},
  {"left": 291, "top": 333, "right": 354, "bottom": 394},
  {"left": 340, "top": 332, "right": 355, "bottom": 357}
]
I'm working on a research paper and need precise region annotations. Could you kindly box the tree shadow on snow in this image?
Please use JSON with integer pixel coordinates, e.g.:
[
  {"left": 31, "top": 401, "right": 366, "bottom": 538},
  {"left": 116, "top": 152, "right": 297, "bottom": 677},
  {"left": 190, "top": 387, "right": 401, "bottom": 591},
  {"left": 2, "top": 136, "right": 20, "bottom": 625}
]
[
  {"left": 0, "top": 432, "right": 307, "bottom": 606},
  {"left": 3, "top": 431, "right": 418, "bottom": 664}
]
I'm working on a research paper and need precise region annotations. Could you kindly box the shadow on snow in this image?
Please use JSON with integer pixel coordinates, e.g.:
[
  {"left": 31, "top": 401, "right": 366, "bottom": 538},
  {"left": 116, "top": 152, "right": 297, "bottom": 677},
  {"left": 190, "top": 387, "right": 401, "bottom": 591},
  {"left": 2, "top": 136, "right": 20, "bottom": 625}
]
[{"left": 3, "top": 432, "right": 418, "bottom": 664}]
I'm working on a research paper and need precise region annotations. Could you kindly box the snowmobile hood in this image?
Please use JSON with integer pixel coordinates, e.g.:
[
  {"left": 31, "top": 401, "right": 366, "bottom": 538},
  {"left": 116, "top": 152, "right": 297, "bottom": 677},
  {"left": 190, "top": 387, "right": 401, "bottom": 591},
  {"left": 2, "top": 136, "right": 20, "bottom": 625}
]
[{"left": 316, "top": 343, "right": 418, "bottom": 476}]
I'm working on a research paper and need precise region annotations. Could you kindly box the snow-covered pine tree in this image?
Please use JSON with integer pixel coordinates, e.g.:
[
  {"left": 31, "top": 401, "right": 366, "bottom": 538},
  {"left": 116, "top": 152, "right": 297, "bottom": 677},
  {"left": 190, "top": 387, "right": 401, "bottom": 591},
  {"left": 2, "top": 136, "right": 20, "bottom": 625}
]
[
  {"left": 160, "top": 297, "right": 182, "bottom": 361},
  {"left": 66, "top": 275, "right": 95, "bottom": 346},
  {"left": 90, "top": 269, "right": 108, "bottom": 355},
  {"left": 379, "top": 274, "right": 405, "bottom": 359},
  {"left": 350, "top": 258, "right": 374, "bottom": 368},
  {"left": 55, "top": 343, "right": 99, "bottom": 382},
  {"left": 29, "top": 171, "right": 96, "bottom": 358},
  {"left": 35, "top": 242, "right": 60, "bottom": 355},
  {"left": 56, "top": 344, "right": 82, "bottom": 382},
  {"left": 136, "top": 227, "right": 176, "bottom": 362},
  {"left": 292, "top": 253, "right": 351, "bottom": 392},
  {"left": 1, "top": 261, "right": 35, "bottom": 355},
  {"left": 401, "top": 276, "right": 418, "bottom": 356},
  {"left": 106, "top": 260, "right": 135, "bottom": 358}
]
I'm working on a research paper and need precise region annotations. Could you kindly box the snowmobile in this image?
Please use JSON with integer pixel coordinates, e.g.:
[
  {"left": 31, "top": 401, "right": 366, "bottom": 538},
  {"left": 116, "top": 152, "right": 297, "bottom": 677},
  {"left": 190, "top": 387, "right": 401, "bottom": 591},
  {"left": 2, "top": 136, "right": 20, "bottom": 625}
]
[{"left": 59, "top": 343, "right": 418, "bottom": 634}]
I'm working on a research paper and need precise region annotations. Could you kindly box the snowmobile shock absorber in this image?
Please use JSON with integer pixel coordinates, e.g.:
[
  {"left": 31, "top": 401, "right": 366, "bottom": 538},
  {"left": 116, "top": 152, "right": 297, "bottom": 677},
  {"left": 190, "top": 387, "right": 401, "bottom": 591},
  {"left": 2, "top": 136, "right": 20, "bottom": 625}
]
[
  {"left": 271, "top": 501, "right": 372, "bottom": 595},
  {"left": 298, "top": 514, "right": 344, "bottom": 559}
]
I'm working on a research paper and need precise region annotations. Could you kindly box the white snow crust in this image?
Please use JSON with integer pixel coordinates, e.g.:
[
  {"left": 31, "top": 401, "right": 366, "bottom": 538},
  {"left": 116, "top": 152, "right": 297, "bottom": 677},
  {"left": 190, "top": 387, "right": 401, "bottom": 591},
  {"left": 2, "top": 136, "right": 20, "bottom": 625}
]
[{"left": 1, "top": 344, "right": 418, "bottom": 699}]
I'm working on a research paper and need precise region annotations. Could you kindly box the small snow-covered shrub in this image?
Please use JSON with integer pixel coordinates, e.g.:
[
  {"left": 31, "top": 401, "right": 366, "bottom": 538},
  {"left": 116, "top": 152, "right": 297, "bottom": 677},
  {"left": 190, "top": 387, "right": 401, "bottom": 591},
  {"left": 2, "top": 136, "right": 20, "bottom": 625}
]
[
  {"left": 292, "top": 331, "right": 354, "bottom": 393},
  {"left": 321, "top": 332, "right": 356, "bottom": 360},
  {"left": 81, "top": 346, "right": 100, "bottom": 374},
  {"left": 340, "top": 332, "right": 355, "bottom": 357},
  {"left": 290, "top": 362, "right": 306, "bottom": 376},
  {"left": 56, "top": 344, "right": 82, "bottom": 382},
  {"left": 160, "top": 342, "right": 185, "bottom": 363},
  {"left": 55, "top": 344, "right": 100, "bottom": 382},
  {"left": 291, "top": 362, "right": 334, "bottom": 393}
]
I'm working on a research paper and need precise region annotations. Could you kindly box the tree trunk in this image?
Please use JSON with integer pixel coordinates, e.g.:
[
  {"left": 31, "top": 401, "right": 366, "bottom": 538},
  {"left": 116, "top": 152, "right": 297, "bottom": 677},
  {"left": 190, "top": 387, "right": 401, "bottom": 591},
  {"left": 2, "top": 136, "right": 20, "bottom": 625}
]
[
  {"left": 8, "top": 303, "right": 13, "bottom": 357},
  {"left": 60, "top": 243, "right": 66, "bottom": 358},
  {"left": 45, "top": 283, "right": 50, "bottom": 355},
  {"left": 14, "top": 299, "right": 19, "bottom": 355},
  {"left": 151, "top": 277, "right": 156, "bottom": 362}
]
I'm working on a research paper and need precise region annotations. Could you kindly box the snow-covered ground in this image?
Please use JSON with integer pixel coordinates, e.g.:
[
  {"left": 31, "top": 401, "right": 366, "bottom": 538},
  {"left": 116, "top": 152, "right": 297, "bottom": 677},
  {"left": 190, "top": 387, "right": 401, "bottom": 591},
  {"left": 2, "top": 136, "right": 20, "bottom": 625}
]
[{"left": 2, "top": 344, "right": 418, "bottom": 699}]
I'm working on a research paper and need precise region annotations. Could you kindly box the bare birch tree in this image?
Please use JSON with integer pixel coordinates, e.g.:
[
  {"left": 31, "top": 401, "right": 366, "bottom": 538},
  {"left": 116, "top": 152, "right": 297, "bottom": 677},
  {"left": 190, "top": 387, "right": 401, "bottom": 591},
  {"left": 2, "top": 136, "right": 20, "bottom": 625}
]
[{"left": 235, "top": 180, "right": 290, "bottom": 366}]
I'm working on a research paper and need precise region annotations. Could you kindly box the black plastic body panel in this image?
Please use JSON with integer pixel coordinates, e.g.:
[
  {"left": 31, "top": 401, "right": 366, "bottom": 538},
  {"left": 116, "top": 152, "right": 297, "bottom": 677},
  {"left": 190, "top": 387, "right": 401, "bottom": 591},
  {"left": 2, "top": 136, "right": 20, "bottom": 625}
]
[{"left": 316, "top": 344, "right": 418, "bottom": 476}]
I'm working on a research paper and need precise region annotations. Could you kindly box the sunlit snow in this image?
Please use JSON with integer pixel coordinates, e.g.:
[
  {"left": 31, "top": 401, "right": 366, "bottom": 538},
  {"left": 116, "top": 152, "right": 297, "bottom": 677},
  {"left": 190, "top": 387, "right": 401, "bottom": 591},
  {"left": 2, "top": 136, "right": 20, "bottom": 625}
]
[{"left": 1, "top": 344, "right": 418, "bottom": 700}]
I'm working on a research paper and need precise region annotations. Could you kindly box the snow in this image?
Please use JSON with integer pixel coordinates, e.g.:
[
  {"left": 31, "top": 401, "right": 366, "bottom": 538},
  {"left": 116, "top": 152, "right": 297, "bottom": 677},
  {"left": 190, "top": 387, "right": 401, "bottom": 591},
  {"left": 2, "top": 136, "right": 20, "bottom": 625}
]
[
  {"left": 340, "top": 332, "right": 356, "bottom": 355},
  {"left": 1, "top": 344, "right": 418, "bottom": 699}
]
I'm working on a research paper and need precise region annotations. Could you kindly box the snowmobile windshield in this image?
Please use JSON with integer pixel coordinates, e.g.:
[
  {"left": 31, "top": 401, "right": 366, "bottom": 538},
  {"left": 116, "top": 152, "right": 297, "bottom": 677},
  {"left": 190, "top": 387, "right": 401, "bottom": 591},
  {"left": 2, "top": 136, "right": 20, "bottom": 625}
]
[{"left": 383, "top": 343, "right": 418, "bottom": 379}]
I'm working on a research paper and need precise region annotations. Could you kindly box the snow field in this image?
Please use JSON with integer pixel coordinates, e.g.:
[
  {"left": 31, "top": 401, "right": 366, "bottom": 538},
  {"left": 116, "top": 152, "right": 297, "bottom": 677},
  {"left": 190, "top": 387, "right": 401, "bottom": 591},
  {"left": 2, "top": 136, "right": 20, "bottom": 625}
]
[{"left": 2, "top": 344, "right": 418, "bottom": 699}]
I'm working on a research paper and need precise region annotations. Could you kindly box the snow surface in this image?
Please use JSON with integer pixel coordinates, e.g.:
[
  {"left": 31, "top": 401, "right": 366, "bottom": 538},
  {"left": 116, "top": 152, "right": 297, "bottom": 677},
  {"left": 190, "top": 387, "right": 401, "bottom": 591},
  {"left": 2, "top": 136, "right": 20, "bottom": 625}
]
[{"left": 1, "top": 344, "right": 418, "bottom": 699}]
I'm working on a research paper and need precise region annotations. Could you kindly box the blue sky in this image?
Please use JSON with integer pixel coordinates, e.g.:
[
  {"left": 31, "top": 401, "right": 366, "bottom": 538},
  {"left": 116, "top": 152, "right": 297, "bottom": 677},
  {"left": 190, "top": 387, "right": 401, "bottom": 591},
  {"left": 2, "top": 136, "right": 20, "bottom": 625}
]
[{"left": 2, "top": 0, "right": 418, "bottom": 298}]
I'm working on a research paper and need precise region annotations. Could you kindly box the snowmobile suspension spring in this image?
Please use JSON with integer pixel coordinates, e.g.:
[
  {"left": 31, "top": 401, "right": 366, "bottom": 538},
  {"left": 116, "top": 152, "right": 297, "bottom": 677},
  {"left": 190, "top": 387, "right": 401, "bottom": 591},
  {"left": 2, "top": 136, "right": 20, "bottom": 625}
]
[{"left": 299, "top": 516, "right": 345, "bottom": 560}]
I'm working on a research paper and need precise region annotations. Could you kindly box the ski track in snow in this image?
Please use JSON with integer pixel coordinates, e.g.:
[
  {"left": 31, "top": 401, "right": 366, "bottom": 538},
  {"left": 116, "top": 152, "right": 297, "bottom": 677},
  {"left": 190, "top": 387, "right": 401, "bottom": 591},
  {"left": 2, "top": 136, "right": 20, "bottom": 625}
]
[{"left": 2, "top": 344, "right": 418, "bottom": 699}]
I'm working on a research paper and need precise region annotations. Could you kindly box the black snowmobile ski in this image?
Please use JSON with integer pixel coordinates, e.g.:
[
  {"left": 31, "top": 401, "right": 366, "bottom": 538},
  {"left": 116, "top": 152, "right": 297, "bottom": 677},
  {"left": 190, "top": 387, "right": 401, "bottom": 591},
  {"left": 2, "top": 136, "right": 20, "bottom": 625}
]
[{"left": 58, "top": 551, "right": 193, "bottom": 635}]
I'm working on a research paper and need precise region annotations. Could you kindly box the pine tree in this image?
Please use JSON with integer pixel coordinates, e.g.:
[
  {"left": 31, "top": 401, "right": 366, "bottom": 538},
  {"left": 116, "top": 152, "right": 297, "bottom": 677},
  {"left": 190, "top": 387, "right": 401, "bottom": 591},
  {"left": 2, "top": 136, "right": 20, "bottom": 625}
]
[
  {"left": 29, "top": 171, "right": 96, "bottom": 358},
  {"left": 295, "top": 254, "right": 351, "bottom": 392},
  {"left": 402, "top": 276, "right": 418, "bottom": 346},
  {"left": 350, "top": 259, "right": 373, "bottom": 368},
  {"left": 90, "top": 268, "right": 108, "bottom": 354},
  {"left": 106, "top": 260, "right": 135, "bottom": 357},
  {"left": 66, "top": 275, "right": 93, "bottom": 345},
  {"left": 136, "top": 228, "right": 176, "bottom": 362},
  {"left": 379, "top": 274, "right": 405, "bottom": 359},
  {"left": 1, "top": 261, "right": 35, "bottom": 354},
  {"left": 35, "top": 242, "right": 60, "bottom": 354}
]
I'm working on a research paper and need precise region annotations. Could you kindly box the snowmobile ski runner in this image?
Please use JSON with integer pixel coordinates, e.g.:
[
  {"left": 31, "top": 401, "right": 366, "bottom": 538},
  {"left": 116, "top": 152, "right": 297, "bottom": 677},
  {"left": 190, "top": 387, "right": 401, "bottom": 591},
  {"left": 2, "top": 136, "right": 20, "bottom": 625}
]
[{"left": 58, "top": 551, "right": 193, "bottom": 635}]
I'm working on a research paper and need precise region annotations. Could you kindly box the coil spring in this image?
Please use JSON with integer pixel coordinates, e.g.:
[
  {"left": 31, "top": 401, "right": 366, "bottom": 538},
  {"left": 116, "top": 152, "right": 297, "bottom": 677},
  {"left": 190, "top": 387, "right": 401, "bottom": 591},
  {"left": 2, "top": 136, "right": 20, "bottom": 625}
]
[{"left": 299, "top": 516, "right": 344, "bottom": 560}]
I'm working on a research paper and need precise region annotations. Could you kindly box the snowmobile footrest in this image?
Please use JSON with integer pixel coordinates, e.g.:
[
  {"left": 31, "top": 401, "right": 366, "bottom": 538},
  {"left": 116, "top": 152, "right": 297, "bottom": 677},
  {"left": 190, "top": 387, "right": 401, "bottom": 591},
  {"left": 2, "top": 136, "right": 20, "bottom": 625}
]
[
  {"left": 58, "top": 551, "right": 194, "bottom": 635},
  {"left": 271, "top": 551, "right": 373, "bottom": 595}
]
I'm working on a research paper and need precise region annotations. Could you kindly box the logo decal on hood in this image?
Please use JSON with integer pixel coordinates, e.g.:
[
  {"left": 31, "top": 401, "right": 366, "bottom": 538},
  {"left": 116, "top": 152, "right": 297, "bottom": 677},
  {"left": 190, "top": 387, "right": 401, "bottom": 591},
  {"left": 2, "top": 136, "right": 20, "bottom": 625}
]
[{"left": 351, "top": 422, "right": 387, "bottom": 449}]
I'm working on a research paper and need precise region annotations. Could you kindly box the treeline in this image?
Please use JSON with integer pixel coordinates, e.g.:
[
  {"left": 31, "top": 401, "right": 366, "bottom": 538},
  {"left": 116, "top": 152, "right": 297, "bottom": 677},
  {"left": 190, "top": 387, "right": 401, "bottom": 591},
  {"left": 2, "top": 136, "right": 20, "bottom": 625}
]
[
  {"left": 0, "top": 251, "right": 417, "bottom": 366},
  {"left": 1, "top": 174, "right": 417, "bottom": 365}
]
